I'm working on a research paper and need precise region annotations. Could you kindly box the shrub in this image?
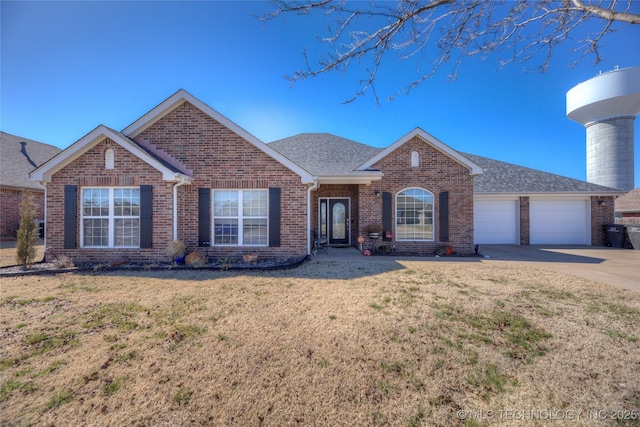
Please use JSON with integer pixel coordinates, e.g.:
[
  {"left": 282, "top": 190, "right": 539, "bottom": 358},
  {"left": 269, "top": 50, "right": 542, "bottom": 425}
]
[
  {"left": 15, "top": 191, "right": 39, "bottom": 269},
  {"left": 166, "top": 241, "right": 186, "bottom": 258},
  {"left": 54, "top": 256, "right": 75, "bottom": 269}
]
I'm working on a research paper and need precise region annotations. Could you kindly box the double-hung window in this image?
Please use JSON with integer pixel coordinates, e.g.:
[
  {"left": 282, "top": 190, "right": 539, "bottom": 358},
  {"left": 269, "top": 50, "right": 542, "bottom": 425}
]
[
  {"left": 213, "top": 190, "right": 268, "bottom": 246},
  {"left": 396, "top": 188, "right": 434, "bottom": 241},
  {"left": 81, "top": 188, "right": 140, "bottom": 247}
]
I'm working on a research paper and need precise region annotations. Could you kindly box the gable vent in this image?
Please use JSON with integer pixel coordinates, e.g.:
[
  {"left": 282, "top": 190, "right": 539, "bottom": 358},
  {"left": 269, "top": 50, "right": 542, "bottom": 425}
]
[{"left": 105, "top": 148, "right": 115, "bottom": 170}]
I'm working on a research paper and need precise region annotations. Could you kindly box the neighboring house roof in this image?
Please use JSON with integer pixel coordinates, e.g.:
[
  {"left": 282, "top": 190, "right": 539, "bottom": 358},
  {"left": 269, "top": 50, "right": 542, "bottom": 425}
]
[
  {"left": 122, "top": 89, "right": 314, "bottom": 184},
  {"left": 0, "top": 131, "right": 61, "bottom": 191},
  {"left": 358, "top": 128, "right": 484, "bottom": 176},
  {"left": 615, "top": 188, "right": 640, "bottom": 213},
  {"left": 30, "top": 125, "right": 194, "bottom": 183},
  {"left": 463, "top": 153, "right": 623, "bottom": 195}
]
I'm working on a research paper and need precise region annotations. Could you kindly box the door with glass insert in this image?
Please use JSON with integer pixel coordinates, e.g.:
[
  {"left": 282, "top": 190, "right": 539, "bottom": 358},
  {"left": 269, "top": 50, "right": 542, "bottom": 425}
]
[{"left": 328, "top": 199, "right": 349, "bottom": 245}]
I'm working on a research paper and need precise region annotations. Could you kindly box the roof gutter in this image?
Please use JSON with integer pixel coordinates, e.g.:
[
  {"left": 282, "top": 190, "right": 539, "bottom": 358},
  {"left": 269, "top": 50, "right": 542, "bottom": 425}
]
[
  {"left": 474, "top": 191, "right": 625, "bottom": 198},
  {"left": 317, "top": 172, "right": 384, "bottom": 185}
]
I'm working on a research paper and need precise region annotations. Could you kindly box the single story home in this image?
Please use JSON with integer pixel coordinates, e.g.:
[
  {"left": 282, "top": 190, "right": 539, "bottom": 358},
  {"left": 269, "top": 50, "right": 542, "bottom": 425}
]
[
  {"left": 29, "top": 90, "right": 621, "bottom": 263},
  {"left": 1, "top": 132, "right": 61, "bottom": 239}
]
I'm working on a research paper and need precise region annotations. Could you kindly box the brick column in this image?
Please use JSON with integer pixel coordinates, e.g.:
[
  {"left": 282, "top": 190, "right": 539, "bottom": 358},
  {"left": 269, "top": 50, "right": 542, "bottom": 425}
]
[{"left": 519, "top": 197, "right": 530, "bottom": 245}]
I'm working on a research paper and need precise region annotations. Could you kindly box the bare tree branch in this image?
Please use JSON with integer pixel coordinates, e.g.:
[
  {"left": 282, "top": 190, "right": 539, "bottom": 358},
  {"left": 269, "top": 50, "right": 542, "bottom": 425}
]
[{"left": 262, "top": 0, "right": 639, "bottom": 104}]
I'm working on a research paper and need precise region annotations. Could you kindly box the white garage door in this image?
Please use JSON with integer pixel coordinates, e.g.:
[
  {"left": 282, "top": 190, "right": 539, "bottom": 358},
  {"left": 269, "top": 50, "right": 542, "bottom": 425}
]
[
  {"left": 530, "top": 199, "right": 589, "bottom": 245},
  {"left": 474, "top": 200, "right": 518, "bottom": 244}
]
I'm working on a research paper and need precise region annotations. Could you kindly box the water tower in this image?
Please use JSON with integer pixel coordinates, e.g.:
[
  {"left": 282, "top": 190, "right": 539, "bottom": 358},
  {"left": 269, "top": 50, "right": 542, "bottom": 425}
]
[{"left": 566, "top": 66, "right": 640, "bottom": 191}]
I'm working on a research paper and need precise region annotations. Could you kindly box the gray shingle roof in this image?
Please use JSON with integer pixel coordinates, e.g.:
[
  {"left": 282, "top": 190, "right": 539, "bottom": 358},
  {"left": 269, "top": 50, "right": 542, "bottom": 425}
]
[
  {"left": 462, "top": 153, "right": 621, "bottom": 194},
  {"left": 269, "top": 132, "right": 621, "bottom": 195},
  {"left": 1, "top": 132, "right": 61, "bottom": 190},
  {"left": 269, "top": 133, "right": 383, "bottom": 175}
]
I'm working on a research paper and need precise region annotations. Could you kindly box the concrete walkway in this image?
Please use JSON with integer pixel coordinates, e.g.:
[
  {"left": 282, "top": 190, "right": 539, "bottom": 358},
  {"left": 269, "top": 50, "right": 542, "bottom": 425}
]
[{"left": 311, "top": 245, "right": 640, "bottom": 292}]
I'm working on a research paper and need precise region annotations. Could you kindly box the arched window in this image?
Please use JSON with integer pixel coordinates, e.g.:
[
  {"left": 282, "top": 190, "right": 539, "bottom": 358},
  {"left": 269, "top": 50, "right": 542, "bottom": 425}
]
[
  {"left": 411, "top": 151, "right": 420, "bottom": 167},
  {"left": 396, "top": 188, "right": 434, "bottom": 241},
  {"left": 105, "top": 148, "right": 115, "bottom": 170}
]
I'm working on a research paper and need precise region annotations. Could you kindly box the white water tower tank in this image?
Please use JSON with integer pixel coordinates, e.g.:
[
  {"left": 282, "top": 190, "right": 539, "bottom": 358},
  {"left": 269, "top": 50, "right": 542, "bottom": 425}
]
[{"left": 567, "top": 66, "right": 640, "bottom": 191}]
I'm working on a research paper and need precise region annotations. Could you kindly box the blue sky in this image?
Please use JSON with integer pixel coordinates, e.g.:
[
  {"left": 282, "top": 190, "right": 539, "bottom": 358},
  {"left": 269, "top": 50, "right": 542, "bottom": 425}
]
[{"left": 2, "top": 1, "right": 639, "bottom": 187}]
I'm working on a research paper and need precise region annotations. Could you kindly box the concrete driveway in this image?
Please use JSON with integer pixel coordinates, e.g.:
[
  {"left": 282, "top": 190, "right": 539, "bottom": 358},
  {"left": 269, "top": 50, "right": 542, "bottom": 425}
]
[
  {"left": 313, "top": 245, "right": 639, "bottom": 291},
  {"left": 478, "top": 245, "right": 640, "bottom": 292}
]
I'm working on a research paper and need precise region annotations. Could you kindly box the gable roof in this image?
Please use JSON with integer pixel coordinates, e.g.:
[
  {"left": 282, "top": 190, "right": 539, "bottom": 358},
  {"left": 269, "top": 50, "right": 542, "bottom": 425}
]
[
  {"left": 30, "top": 125, "right": 193, "bottom": 183},
  {"left": 123, "top": 89, "right": 314, "bottom": 184},
  {"left": 615, "top": 188, "right": 640, "bottom": 213},
  {"left": 270, "top": 133, "right": 384, "bottom": 175},
  {"left": 358, "top": 128, "right": 484, "bottom": 175},
  {"left": 269, "top": 133, "right": 384, "bottom": 184},
  {"left": 462, "top": 153, "right": 623, "bottom": 195},
  {"left": 1, "top": 132, "right": 61, "bottom": 191}
]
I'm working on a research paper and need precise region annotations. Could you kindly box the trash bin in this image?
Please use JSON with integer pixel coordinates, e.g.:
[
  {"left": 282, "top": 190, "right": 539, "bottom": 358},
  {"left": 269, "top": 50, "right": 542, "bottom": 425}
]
[
  {"left": 603, "top": 224, "right": 626, "bottom": 248},
  {"left": 627, "top": 225, "right": 640, "bottom": 250}
]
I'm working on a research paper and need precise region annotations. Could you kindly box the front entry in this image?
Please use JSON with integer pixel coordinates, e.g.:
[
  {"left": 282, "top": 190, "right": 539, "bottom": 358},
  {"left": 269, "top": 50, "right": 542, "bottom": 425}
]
[{"left": 319, "top": 198, "right": 350, "bottom": 245}]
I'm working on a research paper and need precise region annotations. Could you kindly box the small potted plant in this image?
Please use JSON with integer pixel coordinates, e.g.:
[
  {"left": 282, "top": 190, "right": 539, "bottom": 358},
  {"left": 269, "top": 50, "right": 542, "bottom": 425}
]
[
  {"left": 365, "top": 224, "right": 383, "bottom": 239},
  {"left": 167, "top": 240, "right": 186, "bottom": 264}
]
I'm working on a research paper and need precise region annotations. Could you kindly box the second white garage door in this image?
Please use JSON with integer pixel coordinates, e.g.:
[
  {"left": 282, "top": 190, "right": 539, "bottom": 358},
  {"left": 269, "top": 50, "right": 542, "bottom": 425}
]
[
  {"left": 530, "top": 199, "right": 589, "bottom": 245},
  {"left": 474, "top": 200, "right": 518, "bottom": 244}
]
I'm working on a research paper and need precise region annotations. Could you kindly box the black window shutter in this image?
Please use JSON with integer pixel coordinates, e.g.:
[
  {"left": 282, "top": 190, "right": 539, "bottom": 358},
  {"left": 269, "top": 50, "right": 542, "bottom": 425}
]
[
  {"left": 382, "top": 192, "right": 392, "bottom": 234},
  {"left": 268, "top": 187, "right": 281, "bottom": 247},
  {"left": 139, "top": 185, "right": 153, "bottom": 248},
  {"left": 439, "top": 191, "right": 449, "bottom": 242},
  {"left": 64, "top": 185, "right": 77, "bottom": 249},
  {"left": 198, "top": 188, "right": 211, "bottom": 246}
]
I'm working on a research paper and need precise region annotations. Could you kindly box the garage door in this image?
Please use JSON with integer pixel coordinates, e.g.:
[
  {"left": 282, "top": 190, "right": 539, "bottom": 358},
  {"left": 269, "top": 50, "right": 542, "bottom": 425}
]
[
  {"left": 530, "top": 199, "right": 589, "bottom": 245},
  {"left": 474, "top": 200, "right": 518, "bottom": 244}
]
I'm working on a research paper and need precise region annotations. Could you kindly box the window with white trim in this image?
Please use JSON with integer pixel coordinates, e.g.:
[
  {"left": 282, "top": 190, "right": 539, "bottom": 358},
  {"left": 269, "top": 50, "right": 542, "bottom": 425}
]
[
  {"left": 81, "top": 187, "right": 140, "bottom": 247},
  {"left": 396, "top": 188, "right": 434, "bottom": 241},
  {"left": 213, "top": 190, "right": 268, "bottom": 246}
]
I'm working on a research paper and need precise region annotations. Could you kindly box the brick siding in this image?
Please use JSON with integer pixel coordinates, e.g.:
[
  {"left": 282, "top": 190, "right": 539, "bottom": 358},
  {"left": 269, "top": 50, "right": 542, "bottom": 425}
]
[
  {"left": 137, "top": 102, "right": 308, "bottom": 261},
  {"left": 357, "top": 136, "right": 476, "bottom": 255},
  {"left": 519, "top": 196, "right": 530, "bottom": 245},
  {"left": 1, "top": 188, "right": 44, "bottom": 239},
  {"left": 45, "top": 103, "right": 308, "bottom": 264},
  {"left": 45, "top": 139, "right": 174, "bottom": 263},
  {"left": 590, "top": 195, "right": 615, "bottom": 245}
]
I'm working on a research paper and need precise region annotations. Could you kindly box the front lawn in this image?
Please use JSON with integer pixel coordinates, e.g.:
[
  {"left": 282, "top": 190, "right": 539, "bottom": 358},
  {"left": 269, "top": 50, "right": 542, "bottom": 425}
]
[{"left": 1, "top": 259, "right": 638, "bottom": 426}]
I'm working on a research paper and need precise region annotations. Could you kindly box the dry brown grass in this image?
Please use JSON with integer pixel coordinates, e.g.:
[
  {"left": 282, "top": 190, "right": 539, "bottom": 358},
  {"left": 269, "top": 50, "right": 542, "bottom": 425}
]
[
  {"left": 0, "top": 240, "right": 44, "bottom": 268},
  {"left": 1, "top": 259, "right": 639, "bottom": 426}
]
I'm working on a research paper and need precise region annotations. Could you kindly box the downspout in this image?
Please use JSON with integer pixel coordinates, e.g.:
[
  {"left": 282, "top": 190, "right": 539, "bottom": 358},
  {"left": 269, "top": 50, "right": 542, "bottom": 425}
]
[
  {"left": 307, "top": 179, "right": 319, "bottom": 256},
  {"left": 41, "top": 182, "right": 47, "bottom": 262},
  {"left": 173, "top": 177, "right": 189, "bottom": 241}
]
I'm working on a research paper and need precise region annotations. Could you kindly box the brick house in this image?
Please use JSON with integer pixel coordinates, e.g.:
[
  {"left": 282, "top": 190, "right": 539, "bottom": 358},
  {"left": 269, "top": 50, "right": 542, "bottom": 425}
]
[
  {"left": 270, "top": 131, "right": 482, "bottom": 255},
  {"left": 29, "top": 90, "right": 621, "bottom": 264},
  {"left": 30, "top": 90, "right": 483, "bottom": 263},
  {"left": 1, "top": 132, "right": 61, "bottom": 239}
]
